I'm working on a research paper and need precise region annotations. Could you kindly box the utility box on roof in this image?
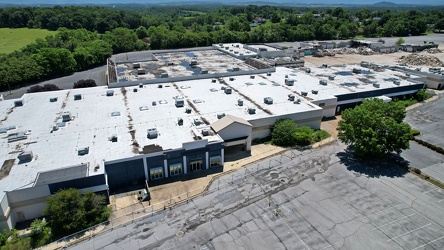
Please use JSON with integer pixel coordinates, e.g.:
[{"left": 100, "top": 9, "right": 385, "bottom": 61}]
[
  {"left": 147, "top": 128, "right": 158, "bottom": 139},
  {"left": 18, "top": 151, "right": 33, "bottom": 162},
  {"left": 62, "top": 112, "right": 72, "bottom": 122},
  {"left": 14, "top": 100, "right": 23, "bottom": 107}
]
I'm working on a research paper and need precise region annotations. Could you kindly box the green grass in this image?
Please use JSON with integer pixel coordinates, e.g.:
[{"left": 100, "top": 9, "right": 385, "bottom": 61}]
[
  {"left": 251, "top": 20, "right": 274, "bottom": 30},
  {"left": 0, "top": 28, "right": 56, "bottom": 54}
]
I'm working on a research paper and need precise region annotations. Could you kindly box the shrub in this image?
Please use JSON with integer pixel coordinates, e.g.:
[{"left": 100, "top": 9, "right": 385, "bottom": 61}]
[
  {"left": 73, "top": 79, "right": 97, "bottom": 89},
  {"left": 411, "top": 168, "right": 421, "bottom": 174},
  {"left": 27, "top": 84, "right": 60, "bottom": 93},
  {"left": 414, "top": 89, "right": 430, "bottom": 102},
  {"left": 410, "top": 129, "right": 420, "bottom": 137},
  {"left": 312, "top": 130, "right": 330, "bottom": 143}
]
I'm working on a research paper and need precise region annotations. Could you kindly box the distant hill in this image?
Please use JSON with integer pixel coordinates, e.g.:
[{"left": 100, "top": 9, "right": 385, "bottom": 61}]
[{"left": 373, "top": 1, "right": 398, "bottom": 6}]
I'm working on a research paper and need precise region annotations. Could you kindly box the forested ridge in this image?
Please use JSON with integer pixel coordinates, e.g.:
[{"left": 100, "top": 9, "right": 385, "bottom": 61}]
[{"left": 1, "top": 5, "right": 444, "bottom": 91}]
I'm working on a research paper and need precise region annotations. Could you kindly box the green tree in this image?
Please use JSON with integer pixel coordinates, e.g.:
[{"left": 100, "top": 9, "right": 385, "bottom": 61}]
[
  {"left": 396, "top": 37, "right": 405, "bottom": 45},
  {"left": 338, "top": 98, "right": 411, "bottom": 158},
  {"left": 32, "top": 48, "right": 76, "bottom": 76},
  {"left": 44, "top": 188, "right": 109, "bottom": 238},
  {"left": 271, "top": 119, "right": 298, "bottom": 146}
]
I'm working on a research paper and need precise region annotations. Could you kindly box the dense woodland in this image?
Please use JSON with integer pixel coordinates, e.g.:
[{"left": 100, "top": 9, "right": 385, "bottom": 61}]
[{"left": 1, "top": 5, "right": 444, "bottom": 91}]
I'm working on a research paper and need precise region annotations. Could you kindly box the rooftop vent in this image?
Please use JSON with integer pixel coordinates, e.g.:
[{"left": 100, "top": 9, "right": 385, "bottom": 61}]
[
  {"left": 301, "top": 91, "right": 308, "bottom": 97},
  {"left": 18, "top": 151, "right": 33, "bottom": 163},
  {"left": 248, "top": 108, "right": 256, "bottom": 114},
  {"left": 312, "top": 90, "right": 319, "bottom": 94},
  {"left": 178, "top": 118, "right": 183, "bottom": 126},
  {"left": 14, "top": 100, "right": 23, "bottom": 107},
  {"left": 322, "top": 64, "right": 328, "bottom": 68},
  {"left": 7, "top": 131, "right": 27, "bottom": 143},
  {"left": 77, "top": 147, "right": 89, "bottom": 156},
  {"left": 210, "top": 88, "right": 218, "bottom": 92},
  {"left": 133, "top": 63, "right": 140, "bottom": 68},
  {"left": 201, "top": 70, "right": 208, "bottom": 74},
  {"left": 139, "top": 83, "right": 143, "bottom": 88},
  {"left": 294, "top": 98, "right": 301, "bottom": 104},
  {"left": 74, "top": 94, "right": 82, "bottom": 101},
  {"left": 49, "top": 97, "right": 58, "bottom": 102},
  {"left": 175, "top": 96, "right": 184, "bottom": 107},
  {"left": 185, "top": 108, "right": 192, "bottom": 114},
  {"left": 194, "top": 118, "right": 201, "bottom": 126},
  {"left": 245, "top": 82, "right": 254, "bottom": 86},
  {"left": 264, "top": 97, "right": 273, "bottom": 104},
  {"left": 319, "top": 80, "right": 328, "bottom": 85},
  {"left": 106, "top": 90, "right": 114, "bottom": 96},
  {"left": 250, "top": 75, "right": 255, "bottom": 79},
  {"left": 202, "top": 129, "right": 209, "bottom": 136},
  {"left": 224, "top": 88, "right": 232, "bottom": 94},
  {"left": 267, "top": 72, "right": 272, "bottom": 76},
  {"left": 238, "top": 99, "right": 244, "bottom": 106},
  {"left": 111, "top": 111, "right": 121, "bottom": 117},
  {"left": 272, "top": 83, "right": 280, "bottom": 86},
  {"left": 328, "top": 76, "right": 335, "bottom": 80},
  {"left": 193, "top": 99, "right": 202, "bottom": 104},
  {"left": 139, "top": 106, "right": 149, "bottom": 111},
  {"left": 373, "top": 83, "right": 380, "bottom": 88},
  {"left": 110, "top": 134, "right": 118, "bottom": 142},
  {"left": 229, "top": 77, "right": 235, "bottom": 81},
  {"left": 361, "top": 61, "right": 369, "bottom": 67},
  {"left": 212, "top": 79, "right": 217, "bottom": 83},
  {"left": 190, "top": 60, "right": 198, "bottom": 66},
  {"left": 137, "top": 68, "right": 146, "bottom": 75},
  {"left": 152, "top": 101, "right": 157, "bottom": 106},
  {"left": 288, "top": 94, "right": 295, "bottom": 101},
  {"left": 62, "top": 111, "right": 72, "bottom": 122},
  {"left": 147, "top": 128, "right": 158, "bottom": 139},
  {"left": 161, "top": 73, "right": 168, "bottom": 78},
  {"left": 305, "top": 68, "right": 311, "bottom": 73},
  {"left": 158, "top": 84, "right": 163, "bottom": 88},
  {"left": 393, "top": 80, "right": 401, "bottom": 85},
  {"left": 352, "top": 68, "right": 361, "bottom": 74},
  {"left": 217, "top": 113, "right": 225, "bottom": 119},
  {"left": 285, "top": 74, "right": 288, "bottom": 78}
]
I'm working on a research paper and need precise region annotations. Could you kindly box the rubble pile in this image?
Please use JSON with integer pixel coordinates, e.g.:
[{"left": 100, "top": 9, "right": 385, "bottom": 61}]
[
  {"left": 330, "top": 46, "right": 374, "bottom": 55},
  {"left": 423, "top": 48, "right": 442, "bottom": 54},
  {"left": 399, "top": 54, "right": 444, "bottom": 67}
]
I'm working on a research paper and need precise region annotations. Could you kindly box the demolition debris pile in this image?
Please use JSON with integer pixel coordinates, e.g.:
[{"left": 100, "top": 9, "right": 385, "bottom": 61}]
[
  {"left": 329, "top": 46, "right": 375, "bottom": 55},
  {"left": 423, "top": 48, "right": 442, "bottom": 54},
  {"left": 399, "top": 53, "right": 444, "bottom": 67}
]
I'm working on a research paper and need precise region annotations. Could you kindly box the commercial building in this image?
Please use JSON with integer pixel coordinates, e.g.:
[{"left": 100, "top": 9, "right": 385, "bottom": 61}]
[{"left": 0, "top": 43, "right": 425, "bottom": 231}]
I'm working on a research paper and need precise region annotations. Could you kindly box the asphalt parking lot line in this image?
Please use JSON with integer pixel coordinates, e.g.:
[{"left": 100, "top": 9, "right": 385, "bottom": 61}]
[
  {"left": 422, "top": 187, "right": 439, "bottom": 194},
  {"left": 411, "top": 235, "right": 444, "bottom": 250},
  {"left": 387, "top": 223, "right": 431, "bottom": 242},
  {"left": 372, "top": 213, "right": 416, "bottom": 230}
]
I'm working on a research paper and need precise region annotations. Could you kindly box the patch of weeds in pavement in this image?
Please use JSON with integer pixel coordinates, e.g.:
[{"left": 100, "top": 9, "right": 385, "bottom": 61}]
[
  {"left": 414, "top": 138, "right": 444, "bottom": 155},
  {"left": 408, "top": 166, "right": 444, "bottom": 190}
]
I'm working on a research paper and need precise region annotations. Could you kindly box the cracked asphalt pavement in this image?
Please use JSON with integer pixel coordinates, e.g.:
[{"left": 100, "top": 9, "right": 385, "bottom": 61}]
[{"left": 70, "top": 142, "right": 444, "bottom": 250}]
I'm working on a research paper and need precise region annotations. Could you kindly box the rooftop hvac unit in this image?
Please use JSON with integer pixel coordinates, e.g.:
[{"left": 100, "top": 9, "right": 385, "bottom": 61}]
[
  {"left": 139, "top": 83, "right": 143, "bottom": 88},
  {"left": 18, "top": 151, "right": 33, "bottom": 162},
  {"left": 361, "top": 61, "right": 369, "bottom": 67},
  {"left": 393, "top": 80, "right": 401, "bottom": 85},
  {"left": 301, "top": 91, "right": 308, "bottom": 97},
  {"left": 238, "top": 99, "right": 243, "bottom": 106},
  {"left": 225, "top": 47, "right": 229, "bottom": 50},
  {"left": 248, "top": 108, "right": 256, "bottom": 114},
  {"left": 175, "top": 96, "right": 184, "bottom": 107},
  {"left": 194, "top": 118, "right": 201, "bottom": 126},
  {"left": 190, "top": 60, "right": 198, "bottom": 66},
  {"left": 234, "top": 51, "right": 239, "bottom": 54},
  {"left": 373, "top": 83, "right": 380, "bottom": 88},
  {"left": 152, "top": 101, "right": 157, "bottom": 106},
  {"left": 221, "top": 86, "right": 226, "bottom": 90},
  {"left": 212, "top": 79, "right": 217, "bottom": 83},
  {"left": 147, "top": 128, "right": 158, "bottom": 139},
  {"left": 62, "top": 112, "right": 72, "bottom": 122},
  {"left": 133, "top": 63, "right": 140, "bottom": 68},
  {"left": 78, "top": 147, "right": 89, "bottom": 156},
  {"left": 225, "top": 88, "right": 232, "bottom": 94},
  {"left": 201, "top": 70, "right": 208, "bottom": 74},
  {"left": 285, "top": 79, "right": 295, "bottom": 86},
  {"left": 250, "top": 75, "right": 255, "bottom": 79},
  {"left": 161, "top": 73, "right": 168, "bottom": 78},
  {"left": 202, "top": 129, "right": 209, "bottom": 136},
  {"left": 267, "top": 72, "right": 272, "bottom": 76},
  {"left": 288, "top": 94, "right": 295, "bottom": 101},
  {"left": 111, "top": 111, "right": 120, "bottom": 117},
  {"left": 49, "top": 97, "right": 58, "bottom": 102},
  {"left": 217, "top": 113, "right": 225, "bottom": 119},
  {"left": 322, "top": 64, "right": 328, "bottom": 68},
  {"left": 133, "top": 88, "right": 138, "bottom": 92},
  {"left": 106, "top": 90, "right": 114, "bottom": 96},
  {"left": 137, "top": 68, "right": 146, "bottom": 75},
  {"left": 232, "top": 67, "right": 240, "bottom": 71},
  {"left": 328, "top": 75, "right": 335, "bottom": 80},
  {"left": 285, "top": 74, "right": 288, "bottom": 78},
  {"left": 158, "top": 84, "right": 163, "bottom": 88},
  {"left": 319, "top": 80, "right": 328, "bottom": 85},
  {"left": 74, "top": 94, "right": 82, "bottom": 100},
  {"left": 178, "top": 118, "right": 183, "bottom": 126},
  {"left": 264, "top": 97, "right": 273, "bottom": 104},
  {"left": 312, "top": 90, "right": 319, "bottom": 94},
  {"left": 294, "top": 98, "right": 302, "bottom": 104},
  {"left": 405, "top": 73, "right": 410, "bottom": 77},
  {"left": 229, "top": 77, "right": 235, "bottom": 81},
  {"left": 14, "top": 100, "right": 23, "bottom": 107},
  {"left": 185, "top": 108, "right": 192, "bottom": 114},
  {"left": 352, "top": 68, "right": 361, "bottom": 74},
  {"left": 305, "top": 68, "right": 311, "bottom": 73}
]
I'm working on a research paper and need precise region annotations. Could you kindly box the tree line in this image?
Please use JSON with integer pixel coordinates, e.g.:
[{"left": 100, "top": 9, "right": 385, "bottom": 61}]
[{"left": 1, "top": 5, "right": 444, "bottom": 91}]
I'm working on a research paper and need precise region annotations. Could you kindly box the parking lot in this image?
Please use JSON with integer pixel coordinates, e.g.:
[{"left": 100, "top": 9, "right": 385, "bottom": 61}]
[{"left": 70, "top": 142, "right": 444, "bottom": 250}]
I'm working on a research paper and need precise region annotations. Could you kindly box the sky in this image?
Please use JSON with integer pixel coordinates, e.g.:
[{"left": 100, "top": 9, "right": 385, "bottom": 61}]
[{"left": 0, "top": 0, "right": 443, "bottom": 5}]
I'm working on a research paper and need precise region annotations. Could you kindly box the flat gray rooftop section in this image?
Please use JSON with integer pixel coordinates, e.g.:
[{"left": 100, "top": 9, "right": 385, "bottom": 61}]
[{"left": 34, "top": 164, "right": 88, "bottom": 186}]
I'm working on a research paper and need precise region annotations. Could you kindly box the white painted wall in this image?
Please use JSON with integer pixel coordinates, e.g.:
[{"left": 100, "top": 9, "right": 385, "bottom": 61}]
[
  {"left": 11, "top": 202, "right": 47, "bottom": 224},
  {"left": 7, "top": 185, "right": 50, "bottom": 204},
  {"left": 217, "top": 123, "right": 252, "bottom": 151}
]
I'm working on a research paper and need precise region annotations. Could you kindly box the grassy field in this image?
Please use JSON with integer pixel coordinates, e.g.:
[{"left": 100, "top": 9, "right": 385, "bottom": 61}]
[{"left": 0, "top": 28, "right": 56, "bottom": 54}]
